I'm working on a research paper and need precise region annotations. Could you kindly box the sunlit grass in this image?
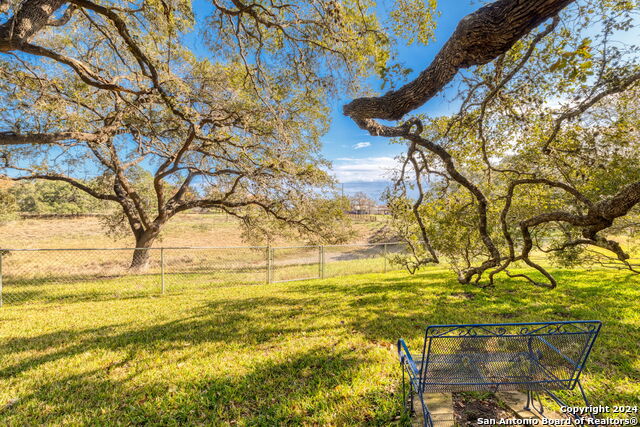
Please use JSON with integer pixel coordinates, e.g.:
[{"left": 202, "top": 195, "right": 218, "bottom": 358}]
[{"left": 0, "top": 268, "right": 638, "bottom": 425}]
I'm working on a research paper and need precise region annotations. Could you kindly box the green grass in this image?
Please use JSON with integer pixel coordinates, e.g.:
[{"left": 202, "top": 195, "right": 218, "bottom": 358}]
[{"left": 0, "top": 268, "right": 639, "bottom": 425}]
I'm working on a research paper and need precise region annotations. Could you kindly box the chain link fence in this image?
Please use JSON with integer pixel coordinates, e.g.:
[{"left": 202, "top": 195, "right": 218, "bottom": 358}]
[{"left": 0, "top": 243, "right": 409, "bottom": 306}]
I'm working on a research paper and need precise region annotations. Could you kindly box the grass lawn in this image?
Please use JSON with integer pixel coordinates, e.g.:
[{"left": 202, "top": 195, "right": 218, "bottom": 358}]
[{"left": 0, "top": 268, "right": 639, "bottom": 425}]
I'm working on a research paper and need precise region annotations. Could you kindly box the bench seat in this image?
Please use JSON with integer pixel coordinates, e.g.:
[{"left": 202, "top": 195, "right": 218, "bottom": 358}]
[{"left": 413, "top": 352, "right": 567, "bottom": 392}]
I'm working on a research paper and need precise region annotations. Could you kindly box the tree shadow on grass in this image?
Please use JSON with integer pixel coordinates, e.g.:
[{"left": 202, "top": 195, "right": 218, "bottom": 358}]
[
  {"left": 288, "top": 268, "right": 640, "bottom": 405},
  {"left": 2, "top": 276, "right": 271, "bottom": 306},
  {"left": 1, "top": 346, "right": 403, "bottom": 425},
  {"left": 1, "top": 267, "right": 638, "bottom": 422},
  {"left": 0, "top": 295, "right": 337, "bottom": 379},
  {"left": 285, "top": 268, "right": 639, "bottom": 340}
]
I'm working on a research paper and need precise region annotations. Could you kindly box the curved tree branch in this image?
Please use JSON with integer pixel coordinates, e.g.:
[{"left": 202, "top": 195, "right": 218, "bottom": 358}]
[
  {"left": 8, "top": 173, "right": 118, "bottom": 201},
  {"left": 343, "top": 0, "right": 575, "bottom": 135},
  {"left": 542, "top": 70, "right": 640, "bottom": 153}
]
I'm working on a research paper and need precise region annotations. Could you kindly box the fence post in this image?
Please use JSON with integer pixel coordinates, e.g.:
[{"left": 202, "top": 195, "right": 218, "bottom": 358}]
[
  {"left": 383, "top": 243, "right": 388, "bottom": 273},
  {"left": 0, "top": 251, "right": 3, "bottom": 307},
  {"left": 319, "top": 245, "right": 325, "bottom": 279},
  {"left": 160, "top": 248, "right": 165, "bottom": 294},
  {"left": 266, "top": 246, "right": 272, "bottom": 284}
]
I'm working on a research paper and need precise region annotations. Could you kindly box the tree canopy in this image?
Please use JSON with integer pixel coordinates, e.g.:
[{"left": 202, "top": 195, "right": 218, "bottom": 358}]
[
  {"left": 0, "top": 0, "right": 438, "bottom": 268},
  {"left": 345, "top": 0, "right": 640, "bottom": 287}
]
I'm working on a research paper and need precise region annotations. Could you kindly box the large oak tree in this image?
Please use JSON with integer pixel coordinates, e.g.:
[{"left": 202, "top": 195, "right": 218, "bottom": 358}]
[
  {"left": 0, "top": 0, "right": 437, "bottom": 268},
  {"left": 344, "top": 0, "right": 640, "bottom": 287}
]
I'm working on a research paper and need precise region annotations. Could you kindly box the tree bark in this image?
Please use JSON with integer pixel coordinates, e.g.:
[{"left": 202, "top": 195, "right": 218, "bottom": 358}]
[
  {"left": 0, "top": 0, "right": 67, "bottom": 49},
  {"left": 0, "top": 131, "right": 100, "bottom": 146},
  {"left": 130, "top": 230, "right": 159, "bottom": 271}
]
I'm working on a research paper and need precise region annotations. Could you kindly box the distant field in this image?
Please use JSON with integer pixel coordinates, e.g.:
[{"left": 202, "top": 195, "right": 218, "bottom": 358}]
[
  {"left": 0, "top": 244, "right": 410, "bottom": 306},
  {"left": 0, "top": 213, "right": 389, "bottom": 249},
  {"left": 0, "top": 268, "right": 638, "bottom": 425},
  {"left": 1, "top": 214, "right": 638, "bottom": 307},
  {"left": 0, "top": 214, "right": 405, "bottom": 306}
]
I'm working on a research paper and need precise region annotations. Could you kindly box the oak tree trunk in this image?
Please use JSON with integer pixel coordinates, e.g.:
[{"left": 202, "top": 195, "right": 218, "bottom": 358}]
[{"left": 130, "top": 230, "right": 159, "bottom": 271}]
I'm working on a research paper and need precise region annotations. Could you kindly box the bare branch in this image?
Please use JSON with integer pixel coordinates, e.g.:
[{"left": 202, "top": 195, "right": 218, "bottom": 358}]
[
  {"left": 542, "top": 70, "right": 640, "bottom": 153},
  {"left": 8, "top": 173, "right": 118, "bottom": 202},
  {"left": 47, "top": 4, "right": 76, "bottom": 26}
]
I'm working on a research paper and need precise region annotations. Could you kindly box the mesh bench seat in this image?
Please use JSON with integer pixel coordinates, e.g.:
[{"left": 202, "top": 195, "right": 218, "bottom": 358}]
[
  {"left": 415, "top": 352, "right": 560, "bottom": 392},
  {"left": 398, "top": 321, "right": 601, "bottom": 426}
]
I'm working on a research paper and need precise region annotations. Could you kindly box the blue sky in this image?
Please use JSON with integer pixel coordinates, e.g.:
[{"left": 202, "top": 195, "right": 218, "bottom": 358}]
[
  {"left": 183, "top": 1, "right": 639, "bottom": 201},
  {"left": 312, "top": 2, "right": 640, "bottom": 201},
  {"left": 322, "top": 2, "right": 478, "bottom": 200},
  {"left": 183, "top": 0, "right": 478, "bottom": 201}
]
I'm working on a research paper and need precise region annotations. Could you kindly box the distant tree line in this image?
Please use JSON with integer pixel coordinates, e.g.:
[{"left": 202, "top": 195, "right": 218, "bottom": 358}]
[
  {"left": 0, "top": 167, "right": 158, "bottom": 222},
  {"left": 1, "top": 177, "right": 116, "bottom": 227},
  {"left": 1, "top": 180, "right": 106, "bottom": 217}
]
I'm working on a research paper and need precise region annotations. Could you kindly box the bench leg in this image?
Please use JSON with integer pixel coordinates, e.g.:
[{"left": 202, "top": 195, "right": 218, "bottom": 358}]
[
  {"left": 402, "top": 365, "right": 406, "bottom": 410},
  {"left": 409, "top": 383, "right": 415, "bottom": 415},
  {"left": 398, "top": 355, "right": 434, "bottom": 427},
  {"left": 400, "top": 359, "right": 416, "bottom": 416},
  {"left": 576, "top": 380, "right": 591, "bottom": 408},
  {"left": 525, "top": 390, "right": 545, "bottom": 415},
  {"left": 540, "top": 380, "right": 594, "bottom": 427},
  {"left": 417, "top": 392, "right": 434, "bottom": 427}
]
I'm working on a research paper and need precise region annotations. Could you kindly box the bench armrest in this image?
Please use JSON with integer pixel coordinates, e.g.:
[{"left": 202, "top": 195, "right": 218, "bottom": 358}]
[{"left": 397, "top": 339, "right": 420, "bottom": 379}]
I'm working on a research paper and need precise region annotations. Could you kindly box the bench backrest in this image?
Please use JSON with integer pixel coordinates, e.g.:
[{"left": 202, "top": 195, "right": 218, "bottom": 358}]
[{"left": 419, "top": 321, "right": 601, "bottom": 392}]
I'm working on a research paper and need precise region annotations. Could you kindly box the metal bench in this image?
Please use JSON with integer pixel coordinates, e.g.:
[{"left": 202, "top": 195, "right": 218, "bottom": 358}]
[{"left": 397, "top": 321, "right": 602, "bottom": 426}]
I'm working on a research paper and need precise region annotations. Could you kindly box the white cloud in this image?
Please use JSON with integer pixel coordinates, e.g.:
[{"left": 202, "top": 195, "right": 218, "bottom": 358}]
[
  {"left": 331, "top": 157, "right": 398, "bottom": 183},
  {"left": 352, "top": 142, "right": 371, "bottom": 150}
]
